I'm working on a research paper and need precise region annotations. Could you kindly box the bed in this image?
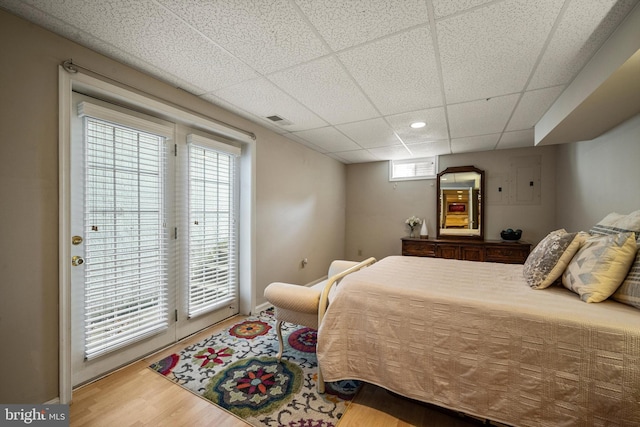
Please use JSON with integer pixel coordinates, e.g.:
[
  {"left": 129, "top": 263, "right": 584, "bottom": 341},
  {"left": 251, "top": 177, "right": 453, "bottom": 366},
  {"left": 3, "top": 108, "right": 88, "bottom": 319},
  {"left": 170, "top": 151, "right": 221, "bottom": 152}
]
[{"left": 317, "top": 254, "right": 640, "bottom": 426}]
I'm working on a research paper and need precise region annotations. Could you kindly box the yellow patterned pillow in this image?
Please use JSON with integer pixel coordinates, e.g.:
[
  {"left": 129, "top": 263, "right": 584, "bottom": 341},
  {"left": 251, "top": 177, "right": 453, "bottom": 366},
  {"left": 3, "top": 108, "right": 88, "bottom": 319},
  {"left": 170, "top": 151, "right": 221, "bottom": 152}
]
[{"left": 562, "top": 232, "right": 637, "bottom": 303}]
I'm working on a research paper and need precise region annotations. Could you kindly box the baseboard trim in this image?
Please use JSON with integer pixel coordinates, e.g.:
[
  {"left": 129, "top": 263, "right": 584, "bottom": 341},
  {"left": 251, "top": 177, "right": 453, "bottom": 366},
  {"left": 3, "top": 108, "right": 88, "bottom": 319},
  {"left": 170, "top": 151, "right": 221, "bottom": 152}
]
[
  {"left": 253, "top": 301, "right": 272, "bottom": 314},
  {"left": 305, "top": 275, "right": 327, "bottom": 287}
]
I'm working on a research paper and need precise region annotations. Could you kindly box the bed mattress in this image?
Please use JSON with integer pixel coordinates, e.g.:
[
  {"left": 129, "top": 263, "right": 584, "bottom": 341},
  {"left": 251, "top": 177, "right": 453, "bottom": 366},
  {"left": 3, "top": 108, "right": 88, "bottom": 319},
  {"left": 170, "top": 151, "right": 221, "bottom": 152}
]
[{"left": 317, "top": 256, "right": 640, "bottom": 426}]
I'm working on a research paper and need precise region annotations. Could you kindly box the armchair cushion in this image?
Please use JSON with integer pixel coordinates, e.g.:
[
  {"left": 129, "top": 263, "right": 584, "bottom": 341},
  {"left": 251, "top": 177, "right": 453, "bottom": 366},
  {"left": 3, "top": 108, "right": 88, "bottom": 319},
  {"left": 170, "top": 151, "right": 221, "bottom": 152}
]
[
  {"left": 328, "top": 260, "right": 360, "bottom": 278},
  {"left": 264, "top": 282, "right": 320, "bottom": 315}
]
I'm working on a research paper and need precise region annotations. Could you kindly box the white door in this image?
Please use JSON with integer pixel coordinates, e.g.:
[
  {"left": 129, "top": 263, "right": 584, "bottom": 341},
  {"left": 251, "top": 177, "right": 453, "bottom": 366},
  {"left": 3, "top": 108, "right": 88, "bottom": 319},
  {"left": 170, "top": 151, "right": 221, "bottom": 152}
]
[
  {"left": 70, "top": 93, "right": 239, "bottom": 386},
  {"left": 174, "top": 127, "right": 241, "bottom": 339}
]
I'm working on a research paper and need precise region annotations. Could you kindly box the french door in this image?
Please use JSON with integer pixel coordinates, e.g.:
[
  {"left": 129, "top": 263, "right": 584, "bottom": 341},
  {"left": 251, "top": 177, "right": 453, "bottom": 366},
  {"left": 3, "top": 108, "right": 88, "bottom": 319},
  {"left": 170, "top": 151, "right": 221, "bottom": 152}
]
[{"left": 70, "top": 93, "right": 239, "bottom": 386}]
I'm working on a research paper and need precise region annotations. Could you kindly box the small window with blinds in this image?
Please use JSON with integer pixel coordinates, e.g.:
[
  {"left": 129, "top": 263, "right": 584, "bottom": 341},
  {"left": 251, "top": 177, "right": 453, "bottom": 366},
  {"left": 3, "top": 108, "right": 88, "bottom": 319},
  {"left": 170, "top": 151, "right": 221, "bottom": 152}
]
[
  {"left": 187, "top": 135, "right": 240, "bottom": 318},
  {"left": 389, "top": 156, "right": 438, "bottom": 181},
  {"left": 82, "top": 115, "right": 169, "bottom": 360}
]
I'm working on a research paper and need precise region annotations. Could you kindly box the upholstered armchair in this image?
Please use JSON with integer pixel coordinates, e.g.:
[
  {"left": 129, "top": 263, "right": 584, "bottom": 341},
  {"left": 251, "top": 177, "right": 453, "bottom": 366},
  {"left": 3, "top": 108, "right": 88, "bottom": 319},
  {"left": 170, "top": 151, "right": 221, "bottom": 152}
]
[
  {"left": 264, "top": 257, "right": 376, "bottom": 392},
  {"left": 264, "top": 260, "right": 360, "bottom": 360}
]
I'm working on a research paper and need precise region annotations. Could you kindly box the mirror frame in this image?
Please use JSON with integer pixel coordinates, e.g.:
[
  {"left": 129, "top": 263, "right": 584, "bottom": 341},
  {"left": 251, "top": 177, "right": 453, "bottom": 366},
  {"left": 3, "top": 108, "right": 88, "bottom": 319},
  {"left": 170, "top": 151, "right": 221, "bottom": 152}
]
[{"left": 436, "top": 165, "right": 485, "bottom": 240}]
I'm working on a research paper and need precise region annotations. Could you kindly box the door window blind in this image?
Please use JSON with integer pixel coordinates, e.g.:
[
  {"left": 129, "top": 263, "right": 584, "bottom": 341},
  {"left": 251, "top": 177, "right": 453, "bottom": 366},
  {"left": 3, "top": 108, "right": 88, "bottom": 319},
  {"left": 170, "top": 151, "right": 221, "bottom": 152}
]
[
  {"left": 79, "top": 102, "right": 171, "bottom": 360},
  {"left": 187, "top": 134, "right": 240, "bottom": 318}
]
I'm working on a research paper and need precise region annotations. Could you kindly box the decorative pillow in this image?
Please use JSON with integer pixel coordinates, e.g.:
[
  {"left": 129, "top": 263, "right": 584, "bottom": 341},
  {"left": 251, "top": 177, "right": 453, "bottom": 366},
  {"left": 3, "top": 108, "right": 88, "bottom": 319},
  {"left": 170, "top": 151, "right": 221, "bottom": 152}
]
[
  {"left": 612, "top": 246, "right": 640, "bottom": 309},
  {"left": 562, "top": 232, "right": 637, "bottom": 303},
  {"left": 590, "top": 210, "right": 640, "bottom": 239},
  {"left": 523, "top": 229, "right": 586, "bottom": 289}
]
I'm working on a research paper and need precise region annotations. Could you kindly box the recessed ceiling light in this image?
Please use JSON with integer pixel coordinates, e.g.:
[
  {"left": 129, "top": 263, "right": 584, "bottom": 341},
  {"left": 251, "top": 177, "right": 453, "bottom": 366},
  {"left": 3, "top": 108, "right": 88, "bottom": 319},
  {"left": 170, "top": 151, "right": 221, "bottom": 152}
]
[{"left": 410, "top": 121, "right": 426, "bottom": 129}]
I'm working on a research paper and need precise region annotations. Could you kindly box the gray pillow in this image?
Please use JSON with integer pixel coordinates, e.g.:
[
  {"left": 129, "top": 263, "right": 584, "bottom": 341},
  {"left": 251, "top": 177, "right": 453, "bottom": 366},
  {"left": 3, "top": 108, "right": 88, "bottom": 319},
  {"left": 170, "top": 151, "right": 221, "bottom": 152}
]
[
  {"left": 613, "top": 249, "right": 640, "bottom": 309},
  {"left": 523, "top": 229, "right": 585, "bottom": 290}
]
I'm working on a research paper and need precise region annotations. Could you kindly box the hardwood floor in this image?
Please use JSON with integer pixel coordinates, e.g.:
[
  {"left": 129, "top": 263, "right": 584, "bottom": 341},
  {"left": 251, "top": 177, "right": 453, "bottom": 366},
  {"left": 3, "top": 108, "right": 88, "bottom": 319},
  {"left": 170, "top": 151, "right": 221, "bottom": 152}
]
[{"left": 69, "top": 316, "right": 483, "bottom": 427}]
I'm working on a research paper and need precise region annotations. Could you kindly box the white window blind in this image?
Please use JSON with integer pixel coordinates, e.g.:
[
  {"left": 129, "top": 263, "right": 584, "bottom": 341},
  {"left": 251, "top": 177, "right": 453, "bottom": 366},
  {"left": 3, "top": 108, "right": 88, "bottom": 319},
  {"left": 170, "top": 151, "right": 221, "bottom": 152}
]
[
  {"left": 187, "top": 134, "right": 240, "bottom": 318},
  {"left": 79, "top": 103, "right": 171, "bottom": 360},
  {"left": 389, "top": 156, "right": 438, "bottom": 181}
]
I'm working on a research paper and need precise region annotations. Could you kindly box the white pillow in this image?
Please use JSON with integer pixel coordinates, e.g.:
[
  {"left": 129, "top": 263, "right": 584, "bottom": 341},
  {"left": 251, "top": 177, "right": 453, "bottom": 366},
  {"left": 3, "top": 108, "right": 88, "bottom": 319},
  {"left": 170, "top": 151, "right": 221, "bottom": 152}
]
[
  {"left": 562, "top": 232, "right": 637, "bottom": 303},
  {"left": 590, "top": 210, "right": 640, "bottom": 238}
]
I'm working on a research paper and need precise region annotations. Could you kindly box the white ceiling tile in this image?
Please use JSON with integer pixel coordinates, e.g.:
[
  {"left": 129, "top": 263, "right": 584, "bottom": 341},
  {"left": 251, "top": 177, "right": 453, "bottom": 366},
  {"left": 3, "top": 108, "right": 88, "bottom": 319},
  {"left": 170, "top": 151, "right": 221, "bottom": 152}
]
[
  {"left": 497, "top": 129, "right": 535, "bottom": 150},
  {"left": 431, "top": 0, "right": 495, "bottom": 19},
  {"left": 106, "top": 51, "right": 210, "bottom": 95},
  {"left": 211, "top": 78, "right": 328, "bottom": 132},
  {"left": 506, "top": 86, "right": 565, "bottom": 131},
  {"left": 336, "top": 118, "right": 400, "bottom": 148},
  {"left": 339, "top": 27, "right": 442, "bottom": 115},
  {"left": 528, "top": 0, "right": 638, "bottom": 89},
  {"left": 269, "top": 56, "right": 379, "bottom": 125},
  {"left": 437, "top": 0, "right": 564, "bottom": 103},
  {"left": 1, "top": 0, "right": 212, "bottom": 95},
  {"left": 405, "top": 140, "right": 452, "bottom": 157},
  {"left": 285, "top": 133, "right": 329, "bottom": 153},
  {"left": 386, "top": 107, "right": 449, "bottom": 144},
  {"left": 448, "top": 94, "right": 519, "bottom": 139},
  {"left": 292, "top": 127, "right": 362, "bottom": 152},
  {"left": 451, "top": 134, "right": 500, "bottom": 154},
  {"left": 331, "top": 150, "right": 380, "bottom": 163},
  {"left": 201, "top": 93, "right": 292, "bottom": 135},
  {"left": 158, "top": 0, "right": 328, "bottom": 74},
  {"left": 368, "top": 145, "right": 413, "bottom": 160},
  {"left": 20, "top": 0, "right": 259, "bottom": 93},
  {"left": 295, "top": 0, "right": 429, "bottom": 51}
]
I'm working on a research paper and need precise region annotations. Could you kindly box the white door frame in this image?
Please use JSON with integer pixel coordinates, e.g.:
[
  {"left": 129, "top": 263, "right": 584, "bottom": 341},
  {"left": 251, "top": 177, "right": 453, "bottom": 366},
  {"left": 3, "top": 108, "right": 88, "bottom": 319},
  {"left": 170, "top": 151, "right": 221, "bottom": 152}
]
[{"left": 58, "top": 65, "right": 256, "bottom": 404}]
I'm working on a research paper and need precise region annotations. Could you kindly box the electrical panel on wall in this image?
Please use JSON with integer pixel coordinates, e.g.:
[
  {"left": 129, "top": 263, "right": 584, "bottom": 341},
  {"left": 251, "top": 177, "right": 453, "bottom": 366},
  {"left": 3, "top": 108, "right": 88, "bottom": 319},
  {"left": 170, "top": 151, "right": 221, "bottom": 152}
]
[
  {"left": 486, "top": 173, "right": 509, "bottom": 205},
  {"left": 486, "top": 156, "right": 541, "bottom": 206},
  {"left": 509, "top": 156, "right": 541, "bottom": 205}
]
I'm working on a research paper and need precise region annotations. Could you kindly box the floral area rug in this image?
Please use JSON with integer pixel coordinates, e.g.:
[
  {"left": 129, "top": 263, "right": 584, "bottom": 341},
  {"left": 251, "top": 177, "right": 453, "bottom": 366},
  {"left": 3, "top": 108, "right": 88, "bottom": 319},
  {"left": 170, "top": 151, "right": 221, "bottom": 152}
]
[{"left": 149, "top": 309, "right": 360, "bottom": 427}]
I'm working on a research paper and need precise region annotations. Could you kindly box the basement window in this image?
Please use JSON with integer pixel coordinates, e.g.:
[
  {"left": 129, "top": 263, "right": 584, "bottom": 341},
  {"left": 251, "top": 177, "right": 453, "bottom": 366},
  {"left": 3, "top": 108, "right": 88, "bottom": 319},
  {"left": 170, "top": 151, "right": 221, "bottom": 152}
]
[{"left": 389, "top": 156, "right": 438, "bottom": 181}]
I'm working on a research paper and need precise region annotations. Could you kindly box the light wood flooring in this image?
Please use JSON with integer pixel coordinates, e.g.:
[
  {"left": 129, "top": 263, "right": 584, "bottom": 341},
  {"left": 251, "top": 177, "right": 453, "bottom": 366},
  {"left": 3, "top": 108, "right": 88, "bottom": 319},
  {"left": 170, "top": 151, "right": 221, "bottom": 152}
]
[{"left": 69, "top": 316, "right": 484, "bottom": 427}]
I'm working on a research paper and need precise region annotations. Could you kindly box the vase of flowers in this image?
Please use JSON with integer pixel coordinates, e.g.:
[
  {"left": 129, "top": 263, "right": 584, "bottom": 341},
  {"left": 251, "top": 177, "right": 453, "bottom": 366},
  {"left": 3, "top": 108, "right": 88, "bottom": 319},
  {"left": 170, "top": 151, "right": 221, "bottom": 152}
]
[{"left": 405, "top": 216, "right": 422, "bottom": 238}]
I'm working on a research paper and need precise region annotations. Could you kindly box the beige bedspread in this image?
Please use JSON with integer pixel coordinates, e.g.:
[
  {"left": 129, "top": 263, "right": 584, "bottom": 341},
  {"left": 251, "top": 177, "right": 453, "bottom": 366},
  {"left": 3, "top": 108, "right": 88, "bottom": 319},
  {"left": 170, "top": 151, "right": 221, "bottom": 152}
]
[{"left": 317, "top": 256, "right": 640, "bottom": 426}]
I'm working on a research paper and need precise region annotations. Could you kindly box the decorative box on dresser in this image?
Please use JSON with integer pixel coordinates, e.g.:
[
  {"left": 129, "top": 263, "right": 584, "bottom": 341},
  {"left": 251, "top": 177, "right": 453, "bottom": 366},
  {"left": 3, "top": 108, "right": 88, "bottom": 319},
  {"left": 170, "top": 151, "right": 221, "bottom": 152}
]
[{"left": 401, "top": 237, "right": 531, "bottom": 264}]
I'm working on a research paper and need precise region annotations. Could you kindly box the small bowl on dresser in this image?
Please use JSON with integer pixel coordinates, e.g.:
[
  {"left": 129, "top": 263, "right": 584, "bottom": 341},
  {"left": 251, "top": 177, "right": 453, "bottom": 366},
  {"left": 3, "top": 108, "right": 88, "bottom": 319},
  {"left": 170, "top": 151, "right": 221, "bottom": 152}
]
[{"left": 500, "top": 229, "right": 522, "bottom": 241}]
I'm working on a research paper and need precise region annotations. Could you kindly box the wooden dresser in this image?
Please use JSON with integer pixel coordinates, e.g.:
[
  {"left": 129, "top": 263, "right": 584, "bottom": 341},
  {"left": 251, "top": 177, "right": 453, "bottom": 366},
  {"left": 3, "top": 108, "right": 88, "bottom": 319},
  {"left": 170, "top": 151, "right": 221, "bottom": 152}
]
[{"left": 401, "top": 237, "right": 531, "bottom": 264}]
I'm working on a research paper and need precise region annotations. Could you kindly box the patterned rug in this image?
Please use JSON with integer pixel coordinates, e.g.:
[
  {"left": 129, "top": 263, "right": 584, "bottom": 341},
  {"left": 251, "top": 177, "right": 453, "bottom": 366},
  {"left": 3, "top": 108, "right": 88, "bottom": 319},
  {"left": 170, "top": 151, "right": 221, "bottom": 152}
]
[{"left": 149, "top": 309, "right": 360, "bottom": 427}]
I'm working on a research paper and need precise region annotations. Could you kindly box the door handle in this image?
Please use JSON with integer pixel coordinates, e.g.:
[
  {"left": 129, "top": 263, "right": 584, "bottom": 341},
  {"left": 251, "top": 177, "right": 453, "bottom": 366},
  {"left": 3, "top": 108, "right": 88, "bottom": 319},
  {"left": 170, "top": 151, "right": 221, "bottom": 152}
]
[{"left": 72, "top": 256, "right": 84, "bottom": 266}]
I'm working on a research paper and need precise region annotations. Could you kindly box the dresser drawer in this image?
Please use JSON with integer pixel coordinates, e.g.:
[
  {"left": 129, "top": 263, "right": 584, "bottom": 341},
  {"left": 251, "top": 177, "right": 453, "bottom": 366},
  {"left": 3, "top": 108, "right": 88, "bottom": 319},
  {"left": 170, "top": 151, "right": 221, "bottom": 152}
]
[
  {"left": 461, "top": 246, "right": 484, "bottom": 262},
  {"left": 402, "top": 240, "right": 436, "bottom": 257},
  {"left": 402, "top": 238, "right": 530, "bottom": 264},
  {"left": 436, "top": 244, "right": 460, "bottom": 259},
  {"left": 485, "top": 246, "right": 529, "bottom": 264}
]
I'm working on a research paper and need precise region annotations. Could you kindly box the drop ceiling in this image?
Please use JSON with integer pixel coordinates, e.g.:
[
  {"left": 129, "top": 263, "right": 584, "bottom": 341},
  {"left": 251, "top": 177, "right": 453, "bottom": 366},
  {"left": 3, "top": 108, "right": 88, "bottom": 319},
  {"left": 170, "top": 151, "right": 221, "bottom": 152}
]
[{"left": 2, "top": 0, "right": 638, "bottom": 163}]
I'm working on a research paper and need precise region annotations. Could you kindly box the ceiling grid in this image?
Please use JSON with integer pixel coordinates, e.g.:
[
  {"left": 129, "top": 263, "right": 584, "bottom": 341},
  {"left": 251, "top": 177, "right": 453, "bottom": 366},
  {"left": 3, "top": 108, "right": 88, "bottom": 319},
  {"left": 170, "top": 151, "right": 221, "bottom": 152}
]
[{"left": 2, "top": 0, "right": 637, "bottom": 163}]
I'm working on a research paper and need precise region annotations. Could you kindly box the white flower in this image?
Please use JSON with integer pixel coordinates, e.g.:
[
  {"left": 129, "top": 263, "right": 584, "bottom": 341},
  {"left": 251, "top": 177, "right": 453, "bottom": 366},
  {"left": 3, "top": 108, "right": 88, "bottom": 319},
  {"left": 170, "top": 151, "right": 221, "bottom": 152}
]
[{"left": 405, "top": 216, "right": 422, "bottom": 228}]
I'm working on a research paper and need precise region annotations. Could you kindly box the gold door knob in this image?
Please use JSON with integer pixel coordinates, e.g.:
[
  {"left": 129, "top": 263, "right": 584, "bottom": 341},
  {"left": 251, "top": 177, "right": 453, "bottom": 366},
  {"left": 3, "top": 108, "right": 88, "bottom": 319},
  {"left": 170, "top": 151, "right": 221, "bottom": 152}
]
[{"left": 71, "top": 256, "right": 84, "bottom": 266}]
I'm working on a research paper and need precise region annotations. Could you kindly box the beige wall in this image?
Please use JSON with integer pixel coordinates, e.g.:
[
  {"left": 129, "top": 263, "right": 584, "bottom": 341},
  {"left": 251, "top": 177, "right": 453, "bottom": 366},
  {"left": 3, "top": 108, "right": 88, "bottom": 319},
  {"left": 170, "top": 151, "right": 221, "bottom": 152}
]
[
  {"left": 344, "top": 112, "right": 640, "bottom": 262},
  {"left": 555, "top": 113, "right": 640, "bottom": 231},
  {"left": 345, "top": 146, "right": 558, "bottom": 261},
  {"left": 0, "top": 10, "right": 346, "bottom": 403},
  {"left": 255, "top": 133, "right": 347, "bottom": 297}
]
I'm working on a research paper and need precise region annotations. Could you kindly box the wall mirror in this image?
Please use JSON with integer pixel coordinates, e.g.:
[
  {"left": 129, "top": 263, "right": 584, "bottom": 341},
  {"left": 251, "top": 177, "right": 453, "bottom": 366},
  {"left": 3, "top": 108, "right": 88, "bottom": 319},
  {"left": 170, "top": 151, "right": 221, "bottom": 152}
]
[{"left": 436, "top": 166, "right": 484, "bottom": 240}]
